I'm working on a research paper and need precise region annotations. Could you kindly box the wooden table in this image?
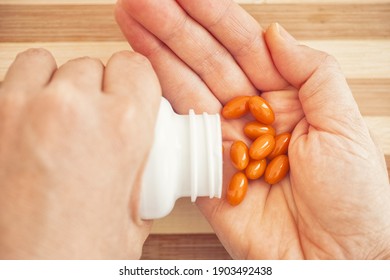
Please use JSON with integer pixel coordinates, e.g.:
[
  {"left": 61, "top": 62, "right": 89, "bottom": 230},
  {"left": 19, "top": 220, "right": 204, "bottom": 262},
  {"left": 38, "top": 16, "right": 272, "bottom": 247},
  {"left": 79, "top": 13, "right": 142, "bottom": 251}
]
[{"left": 1, "top": 0, "right": 389, "bottom": 259}]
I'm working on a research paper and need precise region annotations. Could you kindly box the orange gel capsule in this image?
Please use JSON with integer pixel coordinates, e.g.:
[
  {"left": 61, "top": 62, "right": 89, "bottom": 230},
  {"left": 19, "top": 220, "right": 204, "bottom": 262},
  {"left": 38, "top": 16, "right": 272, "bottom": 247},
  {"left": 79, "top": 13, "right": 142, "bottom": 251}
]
[
  {"left": 230, "top": 141, "right": 249, "bottom": 170},
  {"left": 248, "top": 96, "right": 275, "bottom": 125},
  {"left": 249, "top": 134, "right": 275, "bottom": 160},
  {"left": 245, "top": 159, "right": 267, "bottom": 180},
  {"left": 244, "top": 121, "right": 276, "bottom": 140},
  {"left": 264, "top": 155, "right": 290, "bottom": 185},
  {"left": 267, "top": 133, "right": 291, "bottom": 160},
  {"left": 221, "top": 96, "right": 250, "bottom": 119},
  {"left": 227, "top": 172, "right": 248, "bottom": 206}
]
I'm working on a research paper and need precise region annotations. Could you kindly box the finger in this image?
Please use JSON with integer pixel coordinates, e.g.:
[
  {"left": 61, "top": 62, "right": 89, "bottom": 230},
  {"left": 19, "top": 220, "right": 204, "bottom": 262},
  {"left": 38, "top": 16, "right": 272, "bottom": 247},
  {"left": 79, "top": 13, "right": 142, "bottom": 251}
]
[
  {"left": 118, "top": 0, "right": 257, "bottom": 104},
  {"left": 115, "top": 4, "right": 221, "bottom": 114},
  {"left": 50, "top": 56, "right": 104, "bottom": 92},
  {"left": 265, "top": 23, "right": 366, "bottom": 135},
  {"left": 104, "top": 51, "right": 161, "bottom": 106},
  {"left": 1, "top": 48, "right": 57, "bottom": 93},
  {"left": 176, "top": 0, "right": 288, "bottom": 91}
]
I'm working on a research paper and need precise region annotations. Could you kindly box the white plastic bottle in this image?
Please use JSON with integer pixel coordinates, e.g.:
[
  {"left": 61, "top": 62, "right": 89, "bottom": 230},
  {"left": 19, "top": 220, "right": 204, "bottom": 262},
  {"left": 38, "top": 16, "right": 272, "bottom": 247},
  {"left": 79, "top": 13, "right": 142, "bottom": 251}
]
[{"left": 140, "top": 97, "right": 223, "bottom": 219}]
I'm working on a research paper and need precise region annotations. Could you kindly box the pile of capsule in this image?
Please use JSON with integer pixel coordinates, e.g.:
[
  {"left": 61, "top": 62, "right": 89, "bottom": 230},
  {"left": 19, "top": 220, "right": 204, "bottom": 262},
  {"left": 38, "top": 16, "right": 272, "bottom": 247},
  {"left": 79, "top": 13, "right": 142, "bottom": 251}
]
[{"left": 221, "top": 96, "right": 291, "bottom": 206}]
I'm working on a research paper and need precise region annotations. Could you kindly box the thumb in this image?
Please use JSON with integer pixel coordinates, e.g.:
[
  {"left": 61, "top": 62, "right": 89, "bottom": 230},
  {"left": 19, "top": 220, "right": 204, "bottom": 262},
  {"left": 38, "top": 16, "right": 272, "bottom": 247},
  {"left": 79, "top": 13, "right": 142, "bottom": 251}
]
[{"left": 264, "top": 23, "right": 365, "bottom": 136}]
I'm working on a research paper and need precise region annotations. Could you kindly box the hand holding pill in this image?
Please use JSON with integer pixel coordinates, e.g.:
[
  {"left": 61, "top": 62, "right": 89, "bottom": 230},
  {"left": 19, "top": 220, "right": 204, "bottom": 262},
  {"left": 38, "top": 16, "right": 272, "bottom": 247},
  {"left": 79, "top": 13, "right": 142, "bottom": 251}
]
[{"left": 116, "top": 0, "right": 390, "bottom": 259}]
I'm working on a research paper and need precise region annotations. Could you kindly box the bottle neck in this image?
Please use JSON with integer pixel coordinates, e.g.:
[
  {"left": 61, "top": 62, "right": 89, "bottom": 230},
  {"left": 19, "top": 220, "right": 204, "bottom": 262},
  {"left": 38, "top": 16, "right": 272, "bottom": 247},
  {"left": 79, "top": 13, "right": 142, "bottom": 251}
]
[
  {"left": 190, "top": 109, "right": 222, "bottom": 200},
  {"left": 140, "top": 98, "right": 223, "bottom": 219}
]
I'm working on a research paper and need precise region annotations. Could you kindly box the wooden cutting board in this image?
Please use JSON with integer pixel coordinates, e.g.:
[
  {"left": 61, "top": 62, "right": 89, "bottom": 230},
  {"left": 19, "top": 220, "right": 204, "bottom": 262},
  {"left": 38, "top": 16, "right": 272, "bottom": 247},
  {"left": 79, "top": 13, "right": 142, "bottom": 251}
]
[{"left": 0, "top": 0, "right": 389, "bottom": 259}]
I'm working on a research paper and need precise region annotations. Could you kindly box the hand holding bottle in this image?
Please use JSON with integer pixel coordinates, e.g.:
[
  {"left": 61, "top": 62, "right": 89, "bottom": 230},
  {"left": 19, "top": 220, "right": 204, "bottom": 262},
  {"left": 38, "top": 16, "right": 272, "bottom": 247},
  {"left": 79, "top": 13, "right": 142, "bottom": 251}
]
[
  {"left": 116, "top": 0, "right": 390, "bottom": 259},
  {"left": 0, "top": 49, "right": 161, "bottom": 259}
]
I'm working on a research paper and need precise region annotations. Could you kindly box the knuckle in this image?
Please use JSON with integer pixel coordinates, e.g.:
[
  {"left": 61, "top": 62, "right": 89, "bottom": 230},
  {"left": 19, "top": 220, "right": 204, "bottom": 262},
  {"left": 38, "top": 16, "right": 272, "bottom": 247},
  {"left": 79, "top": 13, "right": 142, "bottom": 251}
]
[
  {"left": 162, "top": 13, "right": 187, "bottom": 42},
  {"left": 319, "top": 53, "right": 340, "bottom": 70},
  {"left": 48, "top": 79, "right": 75, "bottom": 97},
  {"left": 35, "top": 86, "right": 83, "bottom": 119},
  {"left": 321, "top": 54, "right": 344, "bottom": 83},
  {"left": 207, "top": 0, "right": 233, "bottom": 29},
  {"left": 68, "top": 56, "right": 103, "bottom": 68},
  {"left": 17, "top": 48, "right": 52, "bottom": 59},
  {"left": 115, "top": 101, "right": 154, "bottom": 149},
  {"left": 197, "top": 48, "right": 222, "bottom": 75},
  {"left": 114, "top": 50, "right": 152, "bottom": 68},
  {"left": 325, "top": 54, "right": 338, "bottom": 65},
  {"left": 37, "top": 97, "right": 82, "bottom": 133}
]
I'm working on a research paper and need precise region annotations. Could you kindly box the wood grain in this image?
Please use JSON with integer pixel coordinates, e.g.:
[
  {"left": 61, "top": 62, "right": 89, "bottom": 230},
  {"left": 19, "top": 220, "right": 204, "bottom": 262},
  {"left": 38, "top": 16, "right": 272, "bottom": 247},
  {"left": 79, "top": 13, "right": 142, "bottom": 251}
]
[
  {"left": 1, "top": 4, "right": 390, "bottom": 42},
  {"left": 0, "top": 5, "right": 125, "bottom": 42},
  {"left": 349, "top": 79, "right": 390, "bottom": 116},
  {"left": 247, "top": 4, "right": 390, "bottom": 39},
  {"left": 141, "top": 234, "right": 231, "bottom": 260},
  {"left": 301, "top": 40, "right": 390, "bottom": 79},
  {"left": 1, "top": 41, "right": 389, "bottom": 80}
]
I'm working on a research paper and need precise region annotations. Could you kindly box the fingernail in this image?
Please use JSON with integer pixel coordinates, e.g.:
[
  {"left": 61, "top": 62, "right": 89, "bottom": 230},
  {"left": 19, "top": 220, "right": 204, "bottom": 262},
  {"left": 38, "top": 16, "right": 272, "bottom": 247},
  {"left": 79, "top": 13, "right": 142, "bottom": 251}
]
[{"left": 275, "top": 23, "right": 299, "bottom": 45}]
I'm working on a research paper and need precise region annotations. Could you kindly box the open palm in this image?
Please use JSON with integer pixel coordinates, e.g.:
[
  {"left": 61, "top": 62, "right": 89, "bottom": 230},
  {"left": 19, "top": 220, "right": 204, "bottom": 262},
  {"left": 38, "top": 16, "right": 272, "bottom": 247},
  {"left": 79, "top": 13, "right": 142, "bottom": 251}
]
[{"left": 116, "top": 0, "right": 390, "bottom": 259}]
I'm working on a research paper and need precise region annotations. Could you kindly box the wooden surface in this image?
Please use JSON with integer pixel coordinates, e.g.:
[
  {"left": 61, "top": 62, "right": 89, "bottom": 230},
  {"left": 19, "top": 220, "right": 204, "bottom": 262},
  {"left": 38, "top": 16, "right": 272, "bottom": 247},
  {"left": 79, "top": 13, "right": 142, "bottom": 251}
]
[
  {"left": 141, "top": 234, "right": 231, "bottom": 260},
  {"left": 0, "top": 0, "right": 389, "bottom": 259}
]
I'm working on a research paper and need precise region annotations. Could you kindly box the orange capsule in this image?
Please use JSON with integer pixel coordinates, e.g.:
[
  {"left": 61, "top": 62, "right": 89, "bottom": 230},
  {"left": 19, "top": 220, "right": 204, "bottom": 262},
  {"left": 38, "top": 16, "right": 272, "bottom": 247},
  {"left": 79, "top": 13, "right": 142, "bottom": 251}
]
[
  {"left": 249, "top": 134, "right": 275, "bottom": 160},
  {"left": 245, "top": 159, "right": 267, "bottom": 180},
  {"left": 244, "top": 121, "right": 276, "bottom": 140},
  {"left": 267, "top": 133, "right": 291, "bottom": 160},
  {"left": 230, "top": 141, "right": 249, "bottom": 170},
  {"left": 227, "top": 172, "right": 248, "bottom": 206},
  {"left": 264, "top": 155, "right": 290, "bottom": 185},
  {"left": 248, "top": 96, "right": 275, "bottom": 125},
  {"left": 221, "top": 96, "right": 250, "bottom": 119}
]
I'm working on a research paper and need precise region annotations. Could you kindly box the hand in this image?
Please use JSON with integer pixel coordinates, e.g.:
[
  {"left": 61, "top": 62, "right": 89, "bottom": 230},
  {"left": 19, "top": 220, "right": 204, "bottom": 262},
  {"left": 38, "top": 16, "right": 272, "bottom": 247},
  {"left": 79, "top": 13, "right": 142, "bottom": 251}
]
[
  {"left": 115, "top": 0, "right": 390, "bottom": 259},
  {"left": 0, "top": 49, "right": 161, "bottom": 259}
]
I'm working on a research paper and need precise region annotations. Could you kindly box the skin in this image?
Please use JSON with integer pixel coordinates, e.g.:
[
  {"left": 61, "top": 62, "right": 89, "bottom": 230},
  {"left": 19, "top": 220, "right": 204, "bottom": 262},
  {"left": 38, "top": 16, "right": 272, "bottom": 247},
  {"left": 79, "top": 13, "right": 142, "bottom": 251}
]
[
  {"left": 0, "top": 49, "right": 161, "bottom": 259},
  {"left": 116, "top": 0, "right": 390, "bottom": 259}
]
